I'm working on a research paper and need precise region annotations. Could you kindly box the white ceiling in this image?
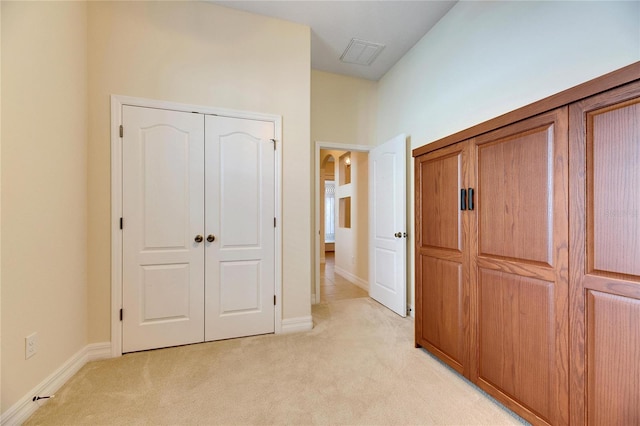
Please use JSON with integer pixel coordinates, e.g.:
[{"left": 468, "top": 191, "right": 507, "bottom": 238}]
[{"left": 212, "top": 1, "right": 458, "bottom": 81}]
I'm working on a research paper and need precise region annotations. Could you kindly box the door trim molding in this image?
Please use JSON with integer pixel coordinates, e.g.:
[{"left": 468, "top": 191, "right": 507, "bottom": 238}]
[
  {"left": 314, "top": 141, "right": 370, "bottom": 305},
  {"left": 111, "top": 95, "right": 283, "bottom": 357}
]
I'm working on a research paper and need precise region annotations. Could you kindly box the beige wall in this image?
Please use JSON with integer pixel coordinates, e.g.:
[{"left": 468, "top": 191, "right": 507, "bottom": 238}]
[
  {"left": 311, "top": 70, "right": 376, "bottom": 146},
  {"left": 375, "top": 0, "right": 640, "bottom": 312},
  {"left": 1, "top": 1, "right": 88, "bottom": 411},
  {"left": 86, "top": 1, "right": 311, "bottom": 342},
  {"left": 311, "top": 71, "right": 376, "bottom": 298},
  {"left": 0, "top": 1, "right": 3, "bottom": 409},
  {"left": 353, "top": 151, "right": 368, "bottom": 282}
]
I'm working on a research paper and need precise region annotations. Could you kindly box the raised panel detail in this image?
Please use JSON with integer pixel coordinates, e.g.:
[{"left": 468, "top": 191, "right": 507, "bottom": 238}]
[
  {"left": 142, "top": 264, "right": 190, "bottom": 322},
  {"left": 420, "top": 152, "right": 462, "bottom": 251},
  {"left": 589, "top": 100, "right": 640, "bottom": 278},
  {"left": 142, "top": 126, "right": 190, "bottom": 250},
  {"left": 478, "top": 125, "right": 553, "bottom": 265},
  {"left": 587, "top": 291, "right": 640, "bottom": 425},
  {"left": 374, "top": 248, "right": 396, "bottom": 292},
  {"left": 220, "top": 133, "right": 261, "bottom": 248},
  {"left": 420, "top": 256, "right": 464, "bottom": 366},
  {"left": 374, "top": 152, "right": 396, "bottom": 239},
  {"left": 220, "top": 261, "right": 261, "bottom": 314},
  {"left": 478, "top": 268, "right": 554, "bottom": 422}
]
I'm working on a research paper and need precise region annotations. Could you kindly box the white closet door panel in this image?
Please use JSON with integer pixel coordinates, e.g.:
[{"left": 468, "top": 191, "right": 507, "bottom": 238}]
[
  {"left": 122, "top": 106, "right": 205, "bottom": 353},
  {"left": 205, "top": 115, "right": 275, "bottom": 341}
]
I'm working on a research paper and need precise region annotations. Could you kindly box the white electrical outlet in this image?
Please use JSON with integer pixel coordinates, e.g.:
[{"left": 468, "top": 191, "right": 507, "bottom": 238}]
[{"left": 25, "top": 333, "right": 37, "bottom": 359}]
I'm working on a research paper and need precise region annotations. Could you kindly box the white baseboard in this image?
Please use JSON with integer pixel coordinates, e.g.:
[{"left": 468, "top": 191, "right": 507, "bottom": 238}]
[
  {"left": 1, "top": 341, "right": 111, "bottom": 426},
  {"left": 334, "top": 266, "right": 369, "bottom": 291},
  {"left": 86, "top": 342, "right": 112, "bottom": 362},
  {"left": 280, "top": 316, "right": 313, "bottom": 333}
]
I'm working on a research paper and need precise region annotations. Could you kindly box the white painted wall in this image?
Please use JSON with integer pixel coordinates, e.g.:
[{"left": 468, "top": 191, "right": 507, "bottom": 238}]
[
  {"left": 375, "top": 0, "right": 640, "bottom": 313},
  {"left": 1, "top": 1, "right": 88, "bottom": 412}
]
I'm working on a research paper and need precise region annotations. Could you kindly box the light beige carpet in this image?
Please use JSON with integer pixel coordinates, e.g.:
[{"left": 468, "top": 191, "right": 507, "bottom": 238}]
[{"left": 25, "top": 298, "right": 524, "bottom": 425}]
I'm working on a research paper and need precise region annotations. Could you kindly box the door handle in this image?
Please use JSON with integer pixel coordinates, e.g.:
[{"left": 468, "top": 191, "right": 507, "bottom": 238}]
[
  {"left": 468, "top": 188, "right": 474, "bottom": 211},
  {"left": 394, "top": 232, "right": 401, "bottom": 238},
  {"left": 194, "top": 235, "right": 204, "bottom": 243},
  {"left": 207, "top": 234, "right": 216, "bottom": 243},
  {"left": 460, "top": 189, "right": 467, "bottom": 211}
]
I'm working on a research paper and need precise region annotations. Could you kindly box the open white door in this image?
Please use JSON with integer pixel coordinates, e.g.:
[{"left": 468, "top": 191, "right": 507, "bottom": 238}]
[{"left": 369, "top": 134, "right": 407, "bottom": 317}]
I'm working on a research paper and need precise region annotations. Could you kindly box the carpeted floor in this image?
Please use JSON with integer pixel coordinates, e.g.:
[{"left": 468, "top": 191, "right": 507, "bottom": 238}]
[{"left": 25, "top": 298, "right": 524, "bottom": 425}]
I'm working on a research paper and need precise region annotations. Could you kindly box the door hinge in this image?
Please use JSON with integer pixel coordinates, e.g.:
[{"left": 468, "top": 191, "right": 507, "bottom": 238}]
[
  {"left": 119, "top": 217, "right": 123, "bottom": 230},
  {"left": 274, "top": 217, "right": 276, "bottom": 228},
  {"left": 271, "top": 139, "right": 276, "bottom": 151},
  {"left": 274, "top": 295, "right": 276, "bottom": 306},
  {"left": 119, "top": 125, "right": 123, "bottom": 138},
  {"left": 119, "top": 309, "right": 123, "bottom": 321}
]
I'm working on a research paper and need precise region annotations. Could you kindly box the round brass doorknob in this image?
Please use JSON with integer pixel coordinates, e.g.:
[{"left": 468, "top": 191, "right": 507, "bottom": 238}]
[
  {"left": 394, "top": 232, "right": 402, "bottom": 238},
  {"left": 194, "top": 235, "right": 204, "bottom": 243},
  {"left": 207, "top": 234, "right": 215, "bottom": 243}
]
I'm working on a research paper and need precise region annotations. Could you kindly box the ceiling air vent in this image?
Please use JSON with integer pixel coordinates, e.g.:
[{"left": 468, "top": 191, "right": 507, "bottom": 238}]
[{"left": 339, "top": 38, "right": 385, "bottom": 66}]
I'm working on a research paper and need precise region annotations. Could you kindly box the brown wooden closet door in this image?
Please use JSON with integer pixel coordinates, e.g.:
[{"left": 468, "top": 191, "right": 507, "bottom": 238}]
[
  {"left": 415, "top": 141, "right": 473, "bottom": 376},
  {"left": 569, "top": 81, "right": 640, "bottom": 426},
  {"left": 473, "top": 109, "right": 569, "bottom": 426}
]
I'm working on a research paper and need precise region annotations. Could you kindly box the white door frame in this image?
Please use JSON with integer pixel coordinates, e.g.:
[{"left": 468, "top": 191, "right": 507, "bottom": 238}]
[
  {"left": 314, "top": 141, "right": 370, "bottom": 305},
  {"left": 111, "top": 95, "right": 283, "bottom": 357}
]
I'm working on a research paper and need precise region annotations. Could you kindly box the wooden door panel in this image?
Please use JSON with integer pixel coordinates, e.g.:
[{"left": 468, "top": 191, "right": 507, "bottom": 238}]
[
  {"left": 419, "top": 150, "right": 462, "bottom": 252},
  {"left": 478, "top": 269, "right": 554, "bottom": 422},
  {"left": 589, "top": 99, "right": 640, "bottom": 278},
  {"left": 420, "top": 256, "right": 464, "bottom": 368},
  {"left": 569, "top": 80, "right": 640, "bottom": 425},
  {"left": 477, "top": 125, "right": 553, "bottom": 266},
  {"left": 415, "top": 142, "right": 471, "bottom": 376},
  {"left": 474, "top": 108, "right": 569, "bottom": 425},
  {"left": 476, "top": 257, "right": 557, "bottom": 282},
  {"left": 587, "top": 291, "right": 640, "bottom": 425}
]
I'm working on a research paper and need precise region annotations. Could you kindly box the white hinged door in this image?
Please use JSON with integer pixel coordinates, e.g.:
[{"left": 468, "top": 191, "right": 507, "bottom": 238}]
[
  {"left": 205, "top": 115, "right": 276, "bottom": 341},
  {"left": 369, "top": 134, "right": 407, "bottom": 317},
  {"left": 122, "top": 106, "right": 205, "bottom": 352}
]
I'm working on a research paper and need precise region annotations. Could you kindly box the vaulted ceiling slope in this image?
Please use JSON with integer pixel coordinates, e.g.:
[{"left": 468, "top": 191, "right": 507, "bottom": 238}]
[{"left": 212, "top": 1, "right": 458, "bottom": 81}]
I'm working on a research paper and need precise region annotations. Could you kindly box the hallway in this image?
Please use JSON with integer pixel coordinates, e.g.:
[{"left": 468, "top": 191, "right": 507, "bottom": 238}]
[{"left": 320, "top": 252, "right": 368, "bottom": 303}]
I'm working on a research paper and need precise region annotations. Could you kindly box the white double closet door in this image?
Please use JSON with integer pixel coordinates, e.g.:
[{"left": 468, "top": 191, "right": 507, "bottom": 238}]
[{"left": 122, "top": 105, "right": 275, "bottom": 353}]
